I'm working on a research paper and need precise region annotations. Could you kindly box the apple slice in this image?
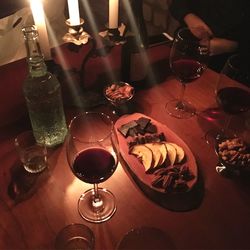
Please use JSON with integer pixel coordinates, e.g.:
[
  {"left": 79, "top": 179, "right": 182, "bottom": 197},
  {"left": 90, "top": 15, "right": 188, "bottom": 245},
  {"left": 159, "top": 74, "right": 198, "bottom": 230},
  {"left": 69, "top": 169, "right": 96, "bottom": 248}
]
[
  {"left": 145, "top": 143, "right": 163, "bottom": 168},
  {"left": 158, "top": 143, "right": 168, "bottom": 165},
  {"left": 164, "top": 143, "right": 177, "bottom": 166},
  {"left": 130, "top": 144, "right": 153, "bottom": 172},
  {"left": 169, "top": 143, "right": 185, "bottom": 163}
]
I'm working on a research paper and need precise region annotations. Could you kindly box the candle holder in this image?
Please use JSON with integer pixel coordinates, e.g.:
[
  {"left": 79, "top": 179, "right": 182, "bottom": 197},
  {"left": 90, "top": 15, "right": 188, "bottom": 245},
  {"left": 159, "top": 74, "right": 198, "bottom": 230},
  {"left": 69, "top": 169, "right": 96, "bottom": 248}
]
[
  {"left": 63, "top": 18, "right": 90, "bottom": 46},
  {"left": 99, "top": 24, "right": 127, "bottom": 46},
  {"left": 107, "top": 27, "right": 127, "bottom": 45}
]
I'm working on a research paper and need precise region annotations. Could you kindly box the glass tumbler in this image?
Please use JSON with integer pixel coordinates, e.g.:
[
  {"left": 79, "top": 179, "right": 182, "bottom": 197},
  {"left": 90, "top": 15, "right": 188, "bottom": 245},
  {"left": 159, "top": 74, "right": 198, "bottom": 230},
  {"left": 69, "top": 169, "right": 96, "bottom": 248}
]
[{"left": 15, "top": 130, "right": 47, "bottom": 173}]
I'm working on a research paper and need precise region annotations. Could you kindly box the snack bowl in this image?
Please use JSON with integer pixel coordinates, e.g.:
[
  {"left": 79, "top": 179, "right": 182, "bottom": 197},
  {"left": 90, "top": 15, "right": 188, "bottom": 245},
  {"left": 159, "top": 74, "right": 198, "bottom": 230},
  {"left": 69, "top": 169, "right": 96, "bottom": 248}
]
[
  {"left": 104, "top": 82, "right": 135, "bottom": 114},
  {"left": 215, "top": 136, "right": 250, "bottom": 175},
  {"left": 104, "top": 81, "right": 135, "bottom": 105}
]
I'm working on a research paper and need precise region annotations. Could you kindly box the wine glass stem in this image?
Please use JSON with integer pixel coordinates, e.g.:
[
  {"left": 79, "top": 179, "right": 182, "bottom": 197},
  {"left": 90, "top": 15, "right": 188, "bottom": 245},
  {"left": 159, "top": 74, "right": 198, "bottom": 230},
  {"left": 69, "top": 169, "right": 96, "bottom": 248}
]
[
  {"left": 92, "top": 183, "right": 104, "bottom": 212},
  {"left": 222, "top": 114, "right": 233, "bottom": 136},
  {"left": 176, "top": 83, "right": 186, "bottom": 110}
]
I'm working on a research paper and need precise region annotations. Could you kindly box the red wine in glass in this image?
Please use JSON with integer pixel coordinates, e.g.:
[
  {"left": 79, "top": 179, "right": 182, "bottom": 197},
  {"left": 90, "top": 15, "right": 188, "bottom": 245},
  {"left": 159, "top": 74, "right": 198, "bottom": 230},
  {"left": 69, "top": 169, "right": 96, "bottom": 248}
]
[
  {"left": 172, "top": 59, "right": 205, "bottom": 83},
  {"left": 166, "top": 27, "right": 209, "bottom": 119},
  {"left": 66, "top": 112, "right": 119, "bottom": 223},
  {"left": 216, "top": 87, "right": 250, "bottom": 115},
  {"left": 72, "top": 147, "right": 117, "bottom": 184}
]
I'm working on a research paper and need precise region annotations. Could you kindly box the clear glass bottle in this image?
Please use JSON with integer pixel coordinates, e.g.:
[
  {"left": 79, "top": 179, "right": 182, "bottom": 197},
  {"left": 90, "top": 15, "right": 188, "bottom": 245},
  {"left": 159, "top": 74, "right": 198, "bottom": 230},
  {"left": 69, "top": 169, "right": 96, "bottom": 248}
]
[{"left": 22, "top": 25, "right": 67, "bottom": 147}]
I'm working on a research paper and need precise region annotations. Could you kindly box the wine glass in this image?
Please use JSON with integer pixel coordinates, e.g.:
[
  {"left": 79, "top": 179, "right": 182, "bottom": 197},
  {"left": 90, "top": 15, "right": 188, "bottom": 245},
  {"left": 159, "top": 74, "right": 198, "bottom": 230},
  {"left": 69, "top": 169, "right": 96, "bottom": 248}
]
[
  {"left": 166, "top": 27, "right": 210, "bottom": 119},
  {"left": 66, "top": 112, "right": 119, "bottom": 223},
  {"left": 205, "top": 54, "right": 250, "bottom": 145}
]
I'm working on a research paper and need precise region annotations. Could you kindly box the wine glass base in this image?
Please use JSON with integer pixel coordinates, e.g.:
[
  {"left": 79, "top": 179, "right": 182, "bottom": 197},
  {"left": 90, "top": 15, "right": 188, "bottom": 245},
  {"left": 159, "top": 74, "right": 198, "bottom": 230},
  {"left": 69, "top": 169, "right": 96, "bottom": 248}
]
[
  {"left": 204, "top": 129, "right": 222, "bottom": 146},
  {"left": 204, "top": 128, "right": 238, "bottom": 146},
  {"left": 215, "top": 164, "right": 241, "bottom": 177},
  {"left": 78, "top": 187, "right": 116, "bottom": 223},
  {"left": 166, "top": 99, "right": 196, "bottom": 119}
]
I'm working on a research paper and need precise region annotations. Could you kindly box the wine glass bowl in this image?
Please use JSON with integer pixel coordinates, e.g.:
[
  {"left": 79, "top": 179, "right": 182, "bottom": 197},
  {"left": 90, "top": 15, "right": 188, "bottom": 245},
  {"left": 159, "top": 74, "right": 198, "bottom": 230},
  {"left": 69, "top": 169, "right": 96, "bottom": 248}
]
[
  {"left": 216, "top": 54, "right": 250, "bottom": 116},
  {"left": 166, "top": 27, "right": 209, "bottom": 119},
  {"left": 104, "top": 81, "right": 135, "bottom": 115},
  {"left": 66, "top": 112, "right": 119, "bottom": 223},
  {"left": 209, "top": 54, "right": 250, "bottom": 143}
]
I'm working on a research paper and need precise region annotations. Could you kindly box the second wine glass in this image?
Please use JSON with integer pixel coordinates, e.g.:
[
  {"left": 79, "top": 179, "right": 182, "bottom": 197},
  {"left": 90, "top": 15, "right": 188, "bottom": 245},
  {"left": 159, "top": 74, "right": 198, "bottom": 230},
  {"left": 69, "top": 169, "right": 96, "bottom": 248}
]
[
  {"left": 205, "top": 54, "right": 250, "bottom": 145},
  {"left": 66, "top": 112, "right": 119, "bottom": 223},
  {"left": 166, "top": 27, "right": 210, "bottom": 119}
]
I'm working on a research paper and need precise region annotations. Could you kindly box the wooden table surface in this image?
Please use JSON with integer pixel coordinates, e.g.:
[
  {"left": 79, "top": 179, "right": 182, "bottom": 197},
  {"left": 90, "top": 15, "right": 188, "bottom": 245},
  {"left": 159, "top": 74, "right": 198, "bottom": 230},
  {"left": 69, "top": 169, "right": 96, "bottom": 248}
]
[{"left": 0, "top": 44, "right": 250, "bottom": 250}]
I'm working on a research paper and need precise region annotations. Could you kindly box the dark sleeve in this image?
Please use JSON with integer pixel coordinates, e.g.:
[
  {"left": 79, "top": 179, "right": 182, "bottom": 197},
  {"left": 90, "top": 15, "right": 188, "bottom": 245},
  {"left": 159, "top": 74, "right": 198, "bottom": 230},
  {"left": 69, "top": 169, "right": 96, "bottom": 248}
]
[
  {"left": 169, "top": 0, "right": 191, "bottom": 22},
  {"left": 0, "top": 0, "right": 28, "bottom": 18},
  {"left": 239, "top": 6, "right": 250, "bottom": 71}
]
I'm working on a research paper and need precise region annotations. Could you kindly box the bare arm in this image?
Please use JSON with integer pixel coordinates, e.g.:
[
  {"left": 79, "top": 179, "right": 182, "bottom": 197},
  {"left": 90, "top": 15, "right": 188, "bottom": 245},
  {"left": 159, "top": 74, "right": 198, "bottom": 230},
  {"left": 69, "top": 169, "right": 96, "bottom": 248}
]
[
  {"left": 209, "top": 38, "right": 238, "bottom": 56},
  {"left": 184, "top": 13, "right": 213, "bottom": 37},
  {"left": 184, "top": 13, "right": 238, "bottom": 56}
]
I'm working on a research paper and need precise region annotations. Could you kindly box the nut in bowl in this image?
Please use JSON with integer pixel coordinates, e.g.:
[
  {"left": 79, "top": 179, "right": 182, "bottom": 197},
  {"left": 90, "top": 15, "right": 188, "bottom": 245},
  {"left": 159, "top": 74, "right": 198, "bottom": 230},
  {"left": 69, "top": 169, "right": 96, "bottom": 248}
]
[{"left": 104, "top": 82, "right": 135, "bottom": 115}]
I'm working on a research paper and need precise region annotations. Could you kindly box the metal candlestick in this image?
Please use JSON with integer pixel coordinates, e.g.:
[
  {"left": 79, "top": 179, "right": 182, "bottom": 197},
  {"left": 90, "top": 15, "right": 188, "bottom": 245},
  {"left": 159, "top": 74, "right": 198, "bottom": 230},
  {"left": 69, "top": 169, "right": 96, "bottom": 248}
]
[
  {"left": 63, "top": 18, "right": 90, "bottom": 45},
  {"left": 107, "top": 27, "right": 127, "bottom": 45},
  {"left": 98, "top": 23, "right": 127, "bottom": 46}
]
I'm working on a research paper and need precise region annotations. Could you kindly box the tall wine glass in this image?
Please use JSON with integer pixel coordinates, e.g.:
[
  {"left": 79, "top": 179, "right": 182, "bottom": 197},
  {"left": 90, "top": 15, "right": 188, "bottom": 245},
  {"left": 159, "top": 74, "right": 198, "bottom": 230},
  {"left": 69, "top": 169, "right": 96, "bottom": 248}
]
[
  {"left": 66, "top": 112, "right": 119, "bottom": 223},
  {"left": 166, "top": 27, "right": 210, "bottom": 119},
  {"left": 207, "top": 54, "right": 250, "bottom": 143}
]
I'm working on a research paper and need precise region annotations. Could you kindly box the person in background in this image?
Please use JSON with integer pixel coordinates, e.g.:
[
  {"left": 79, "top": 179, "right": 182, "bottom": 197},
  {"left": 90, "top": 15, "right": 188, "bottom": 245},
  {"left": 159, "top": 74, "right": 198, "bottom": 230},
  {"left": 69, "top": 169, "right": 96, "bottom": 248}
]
[
  {"left": 0, "top": 0, "right": 28, "bottom": 19},
  {"left": 169, "top": 0, "right": 250, "bottom": 72}
]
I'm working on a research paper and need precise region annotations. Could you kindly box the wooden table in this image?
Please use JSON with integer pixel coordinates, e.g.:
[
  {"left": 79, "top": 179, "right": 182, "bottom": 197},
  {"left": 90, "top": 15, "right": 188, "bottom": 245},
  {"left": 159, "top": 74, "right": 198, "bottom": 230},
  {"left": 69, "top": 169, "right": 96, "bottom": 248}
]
[{"left": 0, "top": 44, "right": 250, "bottom": 250}]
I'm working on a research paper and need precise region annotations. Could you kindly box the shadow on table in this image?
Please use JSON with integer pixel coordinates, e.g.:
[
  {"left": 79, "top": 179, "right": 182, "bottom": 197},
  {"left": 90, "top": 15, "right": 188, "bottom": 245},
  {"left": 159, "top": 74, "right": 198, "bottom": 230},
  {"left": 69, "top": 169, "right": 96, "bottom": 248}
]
[
  {"left": 233, "top": 173, "right": 250, "bottom": 204},
  {"left": 196, "top": 107, "right": 224, "bottom": 135},
  {"left": 7, "top": 148, "right": 62, "bottom": 204},
  {"left": 196, "top": 106, "right": 248, "bottom": 141}
]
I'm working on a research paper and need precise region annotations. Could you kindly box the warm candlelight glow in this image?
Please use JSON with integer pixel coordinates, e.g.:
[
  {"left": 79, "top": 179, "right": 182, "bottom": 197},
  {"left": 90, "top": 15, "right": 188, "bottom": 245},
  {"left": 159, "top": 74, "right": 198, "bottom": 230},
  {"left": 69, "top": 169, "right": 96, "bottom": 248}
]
[
  {"left": 67, "top": 0, "right": 80, "bottom": 26},
  {"left": 30, "top": 0, "right": 51, "bottom": 59},
  {"left": 109, "top": 0, "right": 119, "bottom": 29}
]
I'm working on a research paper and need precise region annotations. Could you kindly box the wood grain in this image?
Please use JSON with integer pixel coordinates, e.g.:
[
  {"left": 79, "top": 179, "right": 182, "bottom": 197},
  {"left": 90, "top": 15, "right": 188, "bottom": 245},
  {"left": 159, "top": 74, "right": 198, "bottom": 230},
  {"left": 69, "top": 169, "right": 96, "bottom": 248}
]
[{"left": 0, "top": 45, "right": 250, "bottom": 249}]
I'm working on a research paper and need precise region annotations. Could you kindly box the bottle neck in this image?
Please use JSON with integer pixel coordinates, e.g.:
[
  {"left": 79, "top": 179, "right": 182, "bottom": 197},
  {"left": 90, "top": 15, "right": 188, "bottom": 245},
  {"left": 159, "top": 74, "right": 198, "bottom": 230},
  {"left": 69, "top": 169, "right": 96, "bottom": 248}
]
[{"left": 23, "top": 26, "right": 47, "bottom": 77}]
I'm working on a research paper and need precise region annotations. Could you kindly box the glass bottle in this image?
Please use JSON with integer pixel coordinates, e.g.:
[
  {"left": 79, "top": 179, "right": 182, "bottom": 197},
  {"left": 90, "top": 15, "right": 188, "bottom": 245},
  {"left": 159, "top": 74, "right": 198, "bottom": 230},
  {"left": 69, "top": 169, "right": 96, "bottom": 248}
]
[{"left": 22, "top": 25, "right": 67, "bottom": 147}]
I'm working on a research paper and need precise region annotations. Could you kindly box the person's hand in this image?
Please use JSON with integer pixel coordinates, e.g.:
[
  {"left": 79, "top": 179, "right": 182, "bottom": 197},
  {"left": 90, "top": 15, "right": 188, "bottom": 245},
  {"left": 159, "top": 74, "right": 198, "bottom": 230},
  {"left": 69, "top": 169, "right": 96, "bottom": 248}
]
[
  {"left": 184, "top": 13, "right": 213, "bottom": 37},
  {"left": 209, "top": 38, "right": 238, "bottom": 56}
]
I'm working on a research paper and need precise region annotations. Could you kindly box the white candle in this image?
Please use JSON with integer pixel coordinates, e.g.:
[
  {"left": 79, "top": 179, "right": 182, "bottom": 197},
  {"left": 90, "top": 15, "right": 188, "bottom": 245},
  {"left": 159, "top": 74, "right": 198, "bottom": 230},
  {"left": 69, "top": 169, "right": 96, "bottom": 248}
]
[
  {"left": 109, "top": 0, "right": 119, "bottom": 29},
  {"left": 30, "top": 0, "right": 51, "bottom": 59},
  {"left": 67, "top": 0, "right": 80, "bottom": 26}
]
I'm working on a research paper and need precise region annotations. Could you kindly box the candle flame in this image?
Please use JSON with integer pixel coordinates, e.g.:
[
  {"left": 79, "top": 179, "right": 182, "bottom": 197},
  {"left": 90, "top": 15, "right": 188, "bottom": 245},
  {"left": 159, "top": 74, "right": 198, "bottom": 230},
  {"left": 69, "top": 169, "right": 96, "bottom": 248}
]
[
  {"left": 30, "top": 0, "right": 45, "bottom": 25},
  {"left": 29, "top": 0, "right": 51, "bottom": 59}
]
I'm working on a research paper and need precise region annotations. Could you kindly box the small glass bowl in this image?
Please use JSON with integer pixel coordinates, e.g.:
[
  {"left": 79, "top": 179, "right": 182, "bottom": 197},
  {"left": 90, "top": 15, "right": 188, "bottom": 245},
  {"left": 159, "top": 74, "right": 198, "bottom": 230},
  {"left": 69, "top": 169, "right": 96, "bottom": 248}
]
[
  {"left": 104, "top": 82, "right": 135, "bottom": 115},
  {"left": 215, "top": 136, "right": 250, "bottom": 176},
  {"left": 104, "top": 81, "right": 135, "bottom": 106}
]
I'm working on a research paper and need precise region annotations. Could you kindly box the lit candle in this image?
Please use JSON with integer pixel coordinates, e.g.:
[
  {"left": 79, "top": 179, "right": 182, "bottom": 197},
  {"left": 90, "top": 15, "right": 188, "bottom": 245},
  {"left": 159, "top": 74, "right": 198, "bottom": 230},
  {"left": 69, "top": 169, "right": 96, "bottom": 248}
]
[
  {"left": 67, "top": 0, "right": 80, "bottom": 26},
  {"left": 30, "top": 0, "right": 51, "bottom": 59},
  {"left": 109, "top": 0, "right": 119, "bottom": 29}
]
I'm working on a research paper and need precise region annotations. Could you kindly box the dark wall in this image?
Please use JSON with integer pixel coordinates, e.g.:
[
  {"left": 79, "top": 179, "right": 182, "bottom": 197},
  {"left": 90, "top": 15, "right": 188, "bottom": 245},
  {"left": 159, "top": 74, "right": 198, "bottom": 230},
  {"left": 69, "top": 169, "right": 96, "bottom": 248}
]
[{"left": 0, "top": 0, "right": 28, "bottom": 18}]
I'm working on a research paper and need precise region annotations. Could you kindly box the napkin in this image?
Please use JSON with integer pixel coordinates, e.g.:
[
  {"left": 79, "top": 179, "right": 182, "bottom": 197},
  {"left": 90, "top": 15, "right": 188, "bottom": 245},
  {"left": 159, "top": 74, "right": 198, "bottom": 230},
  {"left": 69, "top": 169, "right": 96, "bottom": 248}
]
[{"left": 0, "top": 7, "right": 32, "bottom": 66}]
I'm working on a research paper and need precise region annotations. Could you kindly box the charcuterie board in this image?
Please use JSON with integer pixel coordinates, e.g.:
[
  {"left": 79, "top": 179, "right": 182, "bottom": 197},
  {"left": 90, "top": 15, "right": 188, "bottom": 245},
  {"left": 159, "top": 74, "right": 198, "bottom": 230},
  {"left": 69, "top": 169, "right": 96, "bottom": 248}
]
[{"left": 115, "top": 113, "right": 198, "bottom": 195}]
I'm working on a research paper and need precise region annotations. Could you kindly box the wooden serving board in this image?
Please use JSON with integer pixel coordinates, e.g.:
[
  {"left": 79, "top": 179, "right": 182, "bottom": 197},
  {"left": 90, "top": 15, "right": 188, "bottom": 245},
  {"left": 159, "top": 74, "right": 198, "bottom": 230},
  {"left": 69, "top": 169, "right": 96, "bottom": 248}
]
[{"left": 115, "top": 113, "right": 198, "bottom": 195}]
